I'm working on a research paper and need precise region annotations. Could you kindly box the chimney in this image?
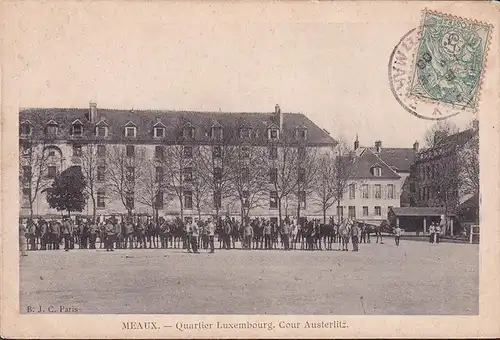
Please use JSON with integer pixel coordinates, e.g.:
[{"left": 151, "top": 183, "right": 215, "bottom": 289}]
[
  {"left": 275, "top": 104, "right": 283, "bottom": 131},
  {"left": 413, "top": 141, "right": 419, "bottom": 152},
  {"left": 374, "top": 140, "right": 382, "bottom": 153},
  {"left": 354, "top": 134, "right": 359, "bottom": 150},
  {"left": 88, "top": 102, "right": 97, "bottom": 123}
]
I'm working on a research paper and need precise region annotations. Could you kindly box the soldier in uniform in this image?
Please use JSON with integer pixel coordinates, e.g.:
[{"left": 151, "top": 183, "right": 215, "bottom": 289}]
[
  {"left": 62, "top": 217, "right": 73, "bottom": 251},
  {"left": 104, "top": 219, "right": 115, "bottom": 251},
  {"left": 89, "top": 219, "right": 98, "bottom": 249},
  {"left": 206, "top": 217, "right": 215, "bottom": 253},
  {"left": 190, "top": 220, "right": 200, "bottom": 253},
  {"left": 52, "top": 219, "right": 61, "bottom": 250},
  {"left": 223, "top": 219, "right": 231, "bottom": 250},
  {"left": 185, "top": 220, "right": 192, "bottom": 252},
  {"left": 19, "top": 220, "right": 28, "bottom": 257},
  {"left": 351, "top": 221, "right": 360, "bottom": 252},
  {"left": 27, "top": 219, "right": 36, "bottom": 251},
  {"left": 123, "top": 218, "right": 134, "bottom": 249},
  {"left": 136, "top": 220, "right": 146, "bottom": 249}
]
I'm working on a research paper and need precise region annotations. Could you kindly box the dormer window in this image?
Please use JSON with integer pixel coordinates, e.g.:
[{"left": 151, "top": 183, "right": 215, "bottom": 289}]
[
  {"left": 95, "top": 119, "right": 109, "bottom": 137},
  {"left": 183, "top": 124, "right": 195, "bottom": 140},
  {"left": 239, "top": 127, "right": 251, "bottom": 139},
  {"left": 71, "top": 119, "right": 84, "bottom": 136},
  {"left": 268, "top": 127, "right": 279, "bottom": 141},
  {"left": 296, "top": 126, "right": 308, "bottom": 141},
  {"left": 211, "top": 126, "right": 223, "bottom": 140},
  {"left": 153, "top": 121, "right": 166, "bottom": 138},
  {"left": 371, "top": 165, "right": 382, "bottom": 177},
  {"left": 124, "top": 121, "right": 137, "bottom": 138},
  {"left": 46, "top": 120, "right": 59, "bottom": 136},
  {"left": 20, "top": 121, "right": 33, "bottom": 136}
]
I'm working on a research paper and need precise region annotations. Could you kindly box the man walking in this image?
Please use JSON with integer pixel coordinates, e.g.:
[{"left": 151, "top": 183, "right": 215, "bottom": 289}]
[
  {"left": 351, "top": 222, "right": 360, "bottom": 252},
  {"left": 395, "top": 224, "right": 402, "bottom": 246},
  {"left": 207, "top": 218, "right": 215, "bottom": 253}
]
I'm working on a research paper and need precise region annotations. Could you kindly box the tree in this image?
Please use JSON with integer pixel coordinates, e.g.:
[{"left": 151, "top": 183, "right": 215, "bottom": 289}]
[
  {"left": 295, "top": 145, "right": 320, "bottom": 223},
  {"left": 425, "top": 120, "right": 459, "bottom": 148},
  {"left": 312, "top": 149, "right": 338, "bottom": 223},
  {"left": 19, "top": 137, "right": 51, "bottom": 218},
  {"left": 162, "top": 144, "right": 189, "bottom": 221},
  {"left": 229, "top": 143, "right": 269, "bottom": 224},
  {"left": 332, "top": 140, "right": 356, "bottom": 224},
  {"left": 46, "top": 166, "right": 88, "bottom": 216},
  {"left": 106, "top": 144, "right": 147, "bottom": 217},
  {"left": 80, "top": 143, "right": 100, "bottom": 220}
]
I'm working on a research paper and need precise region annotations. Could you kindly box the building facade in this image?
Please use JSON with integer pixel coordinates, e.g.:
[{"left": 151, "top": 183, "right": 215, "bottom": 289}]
[{"left": 19, "top": 103, "right": 338, "bottom": 222}]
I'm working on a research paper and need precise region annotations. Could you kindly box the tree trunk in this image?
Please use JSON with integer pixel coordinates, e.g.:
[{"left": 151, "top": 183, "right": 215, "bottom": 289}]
[
  {"left": 323, "top": 203, "right": 327, "bottom": 224},
  {"left": 278, "top": 197, "right": 283, "bottom": 227},
  {"left": 91, "top": 194, "right": 96, "bottom": 220}
]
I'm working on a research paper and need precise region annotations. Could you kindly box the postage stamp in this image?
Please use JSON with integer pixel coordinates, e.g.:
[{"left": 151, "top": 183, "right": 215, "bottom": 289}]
[{"left": 409, "top": 10, "right": 492, "bottom": 110}]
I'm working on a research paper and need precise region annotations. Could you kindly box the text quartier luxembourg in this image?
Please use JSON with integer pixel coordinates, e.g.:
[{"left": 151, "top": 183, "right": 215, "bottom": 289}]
[{"left": 175, "top": 321, "right": 275, "bottom": 331}]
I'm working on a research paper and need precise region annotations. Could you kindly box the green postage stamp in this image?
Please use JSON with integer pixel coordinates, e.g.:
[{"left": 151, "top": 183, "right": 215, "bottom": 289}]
[{"left": 409, "top": 10, "right": 492, "bottom": 110}]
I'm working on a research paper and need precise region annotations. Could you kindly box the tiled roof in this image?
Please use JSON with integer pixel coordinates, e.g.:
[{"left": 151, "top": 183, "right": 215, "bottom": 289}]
[
  {"left": 367, "top": 147, "right": 416, "bottom": 172},
  {"left": 19, "top": 107, "right": 337, "bottom": 146},
  {"left": 390, "top": 207, "right": 455, "bottom": 217},
  {"left": 351, "top": 148, "right": 400, "bottom": 180}
]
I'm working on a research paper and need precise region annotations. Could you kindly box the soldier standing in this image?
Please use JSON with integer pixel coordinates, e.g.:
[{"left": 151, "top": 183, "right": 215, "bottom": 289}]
[
  {"left": 89, "top": 219, "right": 98, "bottom": 249},
  {"left": 27, "top": 219, "right": 36, "bottom": 251},
  {"left": 351, "top": 222, "right": 360, "bottom": 252},
  {"left": 104, "top": 219, "right": 115, "bottom": 251},
  {"left": 207, "top": 218, "right": 215, "bottom": 253},
  {"left": 123, "top": 219, "right": 134, "bottom": 249},
  {"left": 52, "top": 220, "right": 61, "bottom": 250},
  {"left": 185, "top": 220, "right": 192, "bottom": 252},
  {"left": 244, "top": 223, "right": 254, "bottom": 250},
  {"left": 191, "top": 221, "right": 200, "bottom": 253},
  {"left": 62, "top": 218, "right": 73, "bottom": 251},
  {"left": 19, "top": 220, "right": 28, "bottom": 257}
]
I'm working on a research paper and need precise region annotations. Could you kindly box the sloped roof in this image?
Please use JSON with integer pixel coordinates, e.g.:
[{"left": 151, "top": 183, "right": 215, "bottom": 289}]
[
  {"left": 19, "top": 107, "right": 337, "bottom": 146},
  {"left": 458, "top": 193, "right": 479, "bottom": 211},
  {"left": 351, "top": 148, "right": 400, "bottom": 180},
  {"left": 366, "top": 147, "right": 416, "bottom": 172},
  {"left": 419, "top": 128, "right": 476, "bottom": 157},
  {"left": 390, "top": 207, "right": 455, "bottom": 217}
]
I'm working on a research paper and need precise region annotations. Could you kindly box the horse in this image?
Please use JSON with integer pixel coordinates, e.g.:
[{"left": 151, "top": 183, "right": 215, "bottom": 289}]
[
  {"left": 361, "top": 220, "right": 393, "bottom": 244},
  {"left": 338, "top": 218, "right": 352, "bottom": 251}
]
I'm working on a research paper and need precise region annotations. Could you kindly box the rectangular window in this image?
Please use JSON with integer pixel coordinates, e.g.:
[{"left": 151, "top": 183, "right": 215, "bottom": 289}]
[
  {"left": 72, "top": 125, "right": 83, "bottom": 136},
  {"left": 183, "top": 146, "right": 193, "bottom": 159},
  {"left": 125, "top": 126, "right": 137, "bottom": 137},
  {"left": 126, "top": 145, "right": 135, "bottom": 157},
  {"left": 269, "top": 168, "right": 278, "bottom": 182},
  {"left": 183, "top": 127, "right": 195, "bottom": 139},
  {"left": 348, "top": 206, "right": 356, "bottom": 218},
  {"left": 20, "top": 124, "right": 32, "bottom": 136},
  {"left": 97, "top": 191, "right": 105, "bottom": 208},
  {"left": 155, "top": 191, "right": 164, "bottom": 209},
  {"left": 270, "top": 191, "right": 278, "bottom": 209},
  {"left": 96, "top": 126, "right": 107, "bottom": 137},
  {"left": 22, "top": 188, "right": 30, "bottom": 207},
  {"left": 269, "top": 129, "right": 278, "bottom": 140},
  {"left": 299, "top": 191, "right": 306, "bottom": 209},
  {"left": 97, "top": 166, "right": 105, "bottom": 181},
  {"left": 298, "top": 168, "right": 305, "bottom": 182},
  {"left": 241, "top": 167, "right": 249, "bottom": 182},
  {"left": 183, "top": 167, "right": 193, "bottom": 182},
  {"left": 374, "top": 184, "right": 381, "bottom": 199},
  {"left": 269, "top": 146, "right": 278, "bottom": 160},
  {"left": 212, "top": 146, "right": 222, "bottom": 158},
  {"left": 97, "top": 145, "right": 106, "bottom": 157},
  {"left": 374, "top": 206, "right": 381, "bottom": 216},
  {"left": 374, "top": 167, "right": 381, "bottom": 177},
  {"left": 155, "top": 167, "right": 164, "bottom": 182},
  {"left": 363, "top": 206, "right": 369, "bottom": 216},
  {"left": 211, "top": 127, "right": 223, "bottom": 140},
  {"left": 214, "top": 167, "right": 222, "bottom": 182},
  {"left": 362, "top": 184, "right": 369, "bottom": 199},
  {"left": 154, "top": 127, "right": 165, "bottom": 138},
  {"left": 214, "top": 191, "right": 222, "bottom": 209},
  {"left": 349, "top": 183, "right": 356, "bottom": 199},
  {"left": 126, "top": 166, "right": 135, "bottom": 182},
  {"left": 241, "top": 146, "right": 250, "bottom": 159},
  {"left": 126, "top": 192, "right": 134, "bottom": 209},
  {"left": 240, "top": 128, "right": 251, "bottom": 139},
  {"left": 155, "top": 146, "right": 164, "bottom": 159},
  {"left": 387, "top": 184, "right": 395, "bottom": 199},
  {"left": 47, "top": 166, "right": 57, "bottom": 179},
  {"left": 337, "top": 206, "right": 344, "bottom": 217},
  {"left": 22, "top": 166, "right": 31, "bottom": 182},
  {"left": 46, "top": 125, "right": 58, "bottom": 136},
  {"left": 242, "top": 190, "right": 249, "bottom": 208},
  {"left": 184, "top": 190, "right": 193, "bottom": 209},
  {"left": 73, "top": 145, "right": 82, "bottom": 157}
]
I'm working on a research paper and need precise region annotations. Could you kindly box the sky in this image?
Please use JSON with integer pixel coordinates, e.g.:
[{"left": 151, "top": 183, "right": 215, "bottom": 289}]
[{"left": 6, "top": 1, "right": 478, "bottom": 148}]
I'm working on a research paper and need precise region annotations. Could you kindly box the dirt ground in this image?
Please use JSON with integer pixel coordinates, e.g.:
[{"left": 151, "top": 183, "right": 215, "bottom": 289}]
[{"left": 19, "top": 240, "right": 478, "bottom": 315}]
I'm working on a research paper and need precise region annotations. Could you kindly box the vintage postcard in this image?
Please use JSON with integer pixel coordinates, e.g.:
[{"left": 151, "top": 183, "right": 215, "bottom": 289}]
[{"left": 1, "top": 1, "right": 499, "bottom": 338}]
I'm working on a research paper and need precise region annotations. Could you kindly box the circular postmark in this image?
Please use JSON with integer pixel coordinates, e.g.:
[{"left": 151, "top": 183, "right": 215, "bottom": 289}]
[{"left": 388, "top": 28, "right": 465, "bottom": 120}]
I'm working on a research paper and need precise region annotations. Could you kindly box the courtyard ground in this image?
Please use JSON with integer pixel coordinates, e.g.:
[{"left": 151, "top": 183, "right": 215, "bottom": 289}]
[{"left": 19, "top": 240, "right": 478, "bottom": 315}]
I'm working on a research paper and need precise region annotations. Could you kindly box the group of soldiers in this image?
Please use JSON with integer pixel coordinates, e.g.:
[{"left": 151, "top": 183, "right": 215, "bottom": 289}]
[{"left": 19, "top": 214, "right": 385, "bottom": 254}]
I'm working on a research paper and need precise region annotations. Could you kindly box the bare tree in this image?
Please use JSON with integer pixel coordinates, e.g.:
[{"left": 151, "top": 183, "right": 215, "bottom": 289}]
[
  {"left": 80, "top": 143, "right": 100, "bottom": 220},
  {"left": 312, "top": 148, "right": 338, "bottom": 223},
  {"left": 19, "top": 136, "right": 51, "bottom": 219},
  {"left": 162, "top": 144, "right": 189, "bottom": 221},
  {"left": 295, "top": 146, "right": 320, "bottom": 223},
  {"left": 425, "top": 120, "right": 459, "bottom": 148},
  {"left": 332, "top": 140, "right": 356, "bottom": 224},
  {"left": 106, "top": 144, "right": 147, "bottom": 217},
  {"left": 229, "top": 143, "right": 269, "bottom": 224}
]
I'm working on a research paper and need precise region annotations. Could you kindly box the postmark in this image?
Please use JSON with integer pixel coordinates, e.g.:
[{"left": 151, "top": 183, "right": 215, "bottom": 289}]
[{"left": 389, "top": 10, "right": 492, "bottom": 120}]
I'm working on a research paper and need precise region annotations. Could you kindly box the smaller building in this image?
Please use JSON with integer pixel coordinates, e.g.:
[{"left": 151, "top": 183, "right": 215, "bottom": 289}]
[{"left": 388, "top": 207, "right": 456, "bottom": 235}]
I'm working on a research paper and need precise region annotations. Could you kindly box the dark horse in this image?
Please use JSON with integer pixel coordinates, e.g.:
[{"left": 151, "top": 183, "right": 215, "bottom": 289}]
[{"left": 360, "top": 220, "right": 393, "bottom": 244}]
